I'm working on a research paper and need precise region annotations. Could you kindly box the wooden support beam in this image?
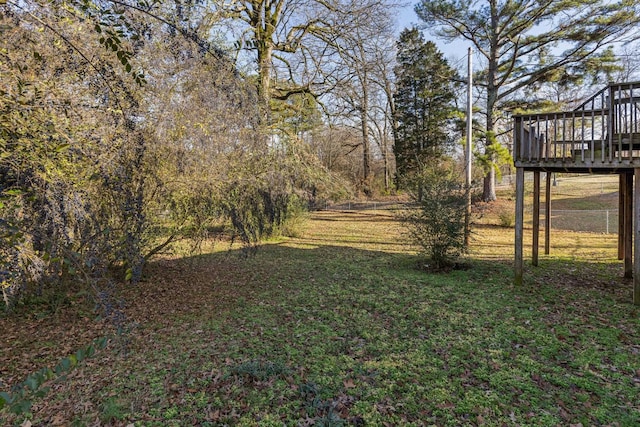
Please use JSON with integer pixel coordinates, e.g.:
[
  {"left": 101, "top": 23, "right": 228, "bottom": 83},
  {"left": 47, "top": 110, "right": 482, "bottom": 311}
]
[
  {"left": 634, "top": 169, "right": 640, "bottom": 305},
  {"left": 532, "top": 171, "right": 540, "bottom": 266},
  {"left": 619, "top": 174, "right": 625, "bottom": 260},
  {"left": 515, "top": 168, "right": 525, "bottom": 286},
  {"left": 545, "top": 172, "right": 551, "bottom": 255},
  {"left": 625, "top": 173, "right": 633, "bottom": 279}
]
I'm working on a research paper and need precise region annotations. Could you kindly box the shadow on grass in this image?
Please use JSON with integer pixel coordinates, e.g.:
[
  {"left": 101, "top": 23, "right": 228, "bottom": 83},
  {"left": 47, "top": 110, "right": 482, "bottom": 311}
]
[
  {"left": 312, "top": 212, "right": 399, "bottom": 222},
  {"left": 550, "top": 190, "right": 618, "bottom": 210},
  {"left": 300, "top": 236, "right": 409, "bottom": 247},
  {"left": 133, "top": 236, "right": 634, "bottom": 325},
  {"left": 2, "top": 229, "right": 638, "bottom": 426}
]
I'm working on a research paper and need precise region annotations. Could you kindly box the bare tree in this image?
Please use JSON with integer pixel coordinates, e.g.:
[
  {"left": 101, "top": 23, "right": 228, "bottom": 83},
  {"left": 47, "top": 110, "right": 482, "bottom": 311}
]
[
  {"left": 217, "top": 1, "right": 402, "bottom": 133},
  {"left": 323, "top": 2, "right": 400, "bottom": 194}
]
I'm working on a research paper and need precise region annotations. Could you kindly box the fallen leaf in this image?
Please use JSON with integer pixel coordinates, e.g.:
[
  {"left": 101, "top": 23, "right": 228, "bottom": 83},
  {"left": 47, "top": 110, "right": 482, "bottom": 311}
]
[
  {"left": 437, "top": 402, "right": 455, "bottom": 409},
  {"left": 50, "top": 415, "right": 66, "bottom": 426},
  {"left": 343, "top": 378, "right": 356, "bottom": 388}
]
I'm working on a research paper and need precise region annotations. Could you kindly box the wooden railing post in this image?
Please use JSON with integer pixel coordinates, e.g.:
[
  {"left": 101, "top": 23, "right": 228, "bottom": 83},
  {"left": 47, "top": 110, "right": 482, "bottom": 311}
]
[
  {"left": 608, "top": 83, "right": 615, "bottom": 162},
  {"left": 513, "top": 116, "right": 521, "bottom": 162}
]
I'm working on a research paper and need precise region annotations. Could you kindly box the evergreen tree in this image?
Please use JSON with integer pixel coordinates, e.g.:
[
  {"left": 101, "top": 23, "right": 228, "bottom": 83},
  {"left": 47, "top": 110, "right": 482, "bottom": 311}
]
[{"left": 393, "top": 28, "right": 457, "bottom": 189}]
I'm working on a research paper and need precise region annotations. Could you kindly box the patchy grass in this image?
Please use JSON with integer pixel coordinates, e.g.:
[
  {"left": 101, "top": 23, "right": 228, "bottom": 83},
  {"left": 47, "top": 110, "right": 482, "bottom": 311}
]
[
  {"left": 1, "top": 209, "right": 639, "bottom": 426},
  {"left": 495, "top": 174, "right": 621, "bottom": 234}
]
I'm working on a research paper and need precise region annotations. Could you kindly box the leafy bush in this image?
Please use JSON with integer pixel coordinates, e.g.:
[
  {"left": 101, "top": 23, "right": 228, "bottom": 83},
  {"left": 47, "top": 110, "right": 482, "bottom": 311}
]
[
  {"left": 0, "top": 10, "right": 261, "bottom": 307},
  {"left": 401, "top": 165, "right": 467, "bottom": 270},
  {"left": 220, "top": 158, "right": 293, "bottom": 249},
  {"left": 0, "top": 2, "right": 341, "bottom": 311},
  {"left": 0, "top": 13, "right": 153, "bottom": 307},
  {"left": 497, "top": 205, "right": 515, "bottom": 227},
  {"left": 277, "top": 197, "right": 310, "bottom": 238}
]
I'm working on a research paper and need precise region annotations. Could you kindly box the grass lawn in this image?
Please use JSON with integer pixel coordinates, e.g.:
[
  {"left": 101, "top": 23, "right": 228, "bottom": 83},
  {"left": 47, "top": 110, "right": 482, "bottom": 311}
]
[{"left": 1, "top": 208, "right": 639, "bottom": 426}]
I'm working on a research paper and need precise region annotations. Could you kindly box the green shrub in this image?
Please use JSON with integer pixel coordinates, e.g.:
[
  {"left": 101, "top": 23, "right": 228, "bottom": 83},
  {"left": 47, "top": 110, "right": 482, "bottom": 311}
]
[
  {"left": 400, "top": 165, "right": 467, "bottom": 270},
  {"left": 277, "top": 196, "right": 310, "bottom": 238},
  {"left": 497, "top": 206, "right": 515, "bottom": 227}
]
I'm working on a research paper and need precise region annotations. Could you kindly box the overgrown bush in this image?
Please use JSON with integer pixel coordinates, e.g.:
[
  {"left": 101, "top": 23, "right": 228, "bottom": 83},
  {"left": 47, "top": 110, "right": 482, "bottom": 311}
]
[
  {"left": 277, "top": 197, "right": 310, "bottom": 238},
  {"left": 497, "top": 205, "right": 515, "bottom": 227},
  {"left": 401, "top": 165, "right": 468, "bottom": 270},
  {"left": 220, "top": 150, "right": 303, "bottom": 248},
  {"left": 0, "top": 2, "right": 345, "bottom": 310}
]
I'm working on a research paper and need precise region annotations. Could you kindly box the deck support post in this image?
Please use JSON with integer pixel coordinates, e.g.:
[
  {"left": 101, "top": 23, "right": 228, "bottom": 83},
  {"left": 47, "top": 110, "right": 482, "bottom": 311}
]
[
  {"left": 532, "top": 171, "right": 540, "bottom": 266},
  {"left": 515, "top": 167, "right": 525, "bottom": 286},
  {"left": 619, "top": 174, "right": 625, "bottom": 260},
  {"left": 625, "top": 173, "right": 633, "bottom": 279},
  {"left": 545, "top": 172, "right": 551, "bottom": 255},
  {"left": 634, "top": 169, "right": 640, "bottom": 305}
]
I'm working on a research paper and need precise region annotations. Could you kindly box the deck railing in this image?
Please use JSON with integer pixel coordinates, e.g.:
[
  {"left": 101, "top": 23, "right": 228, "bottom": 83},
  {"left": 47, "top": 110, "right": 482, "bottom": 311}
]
[{"left": 513, "top": 81, "right": 640, "bottom": 166}]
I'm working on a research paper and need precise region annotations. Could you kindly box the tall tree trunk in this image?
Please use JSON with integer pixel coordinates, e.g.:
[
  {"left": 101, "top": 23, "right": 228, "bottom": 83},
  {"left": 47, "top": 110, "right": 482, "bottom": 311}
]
[
  {"left": 482, "top": 0, "right": 498, "bottom": 202},
  {"left": 257, "top": 44, "right": 273, "bottom": 129},
  {"left": 360, "top": 67, "right": 371, "bottom": 195},
  {"left": 483, "top": 165, "right": 496, "bottom": 202},
  {"left": 251, "top": 0, "right": 278, "bottom": 131},
  {"left": 386, "top": 85, "right": 395, "bottom": 193},
  {"left": 383, "top": 138, "right": 389, "bottom": 192},
  {"left": 361, "top": 103, "right": 371, "bottom": 194}
]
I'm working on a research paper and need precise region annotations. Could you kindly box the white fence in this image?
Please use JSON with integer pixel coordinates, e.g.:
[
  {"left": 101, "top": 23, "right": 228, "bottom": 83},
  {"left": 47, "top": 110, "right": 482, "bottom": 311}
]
[
  {"left": 534, "top": 209, "right": 619, "bottom": 234},
  {"left": 324, "top": 201, "right": 407, "bottom": 211},
  {"left": 325, "top": 201, "right": 620, "bottom": 234}
]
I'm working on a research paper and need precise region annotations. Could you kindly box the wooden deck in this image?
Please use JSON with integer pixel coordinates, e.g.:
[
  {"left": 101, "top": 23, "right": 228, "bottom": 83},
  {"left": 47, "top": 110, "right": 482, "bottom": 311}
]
[
  {"left": 515, "top": 82, "right": 640, "bottom": 172},
  {"left": 513, "top": 81, "right": 640, "bottom": 305}
]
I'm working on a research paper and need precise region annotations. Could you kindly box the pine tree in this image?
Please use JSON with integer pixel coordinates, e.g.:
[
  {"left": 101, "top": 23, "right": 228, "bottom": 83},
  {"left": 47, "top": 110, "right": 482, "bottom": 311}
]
[{"left": 393, "top": 28, "right": 457, "bottom": 189}]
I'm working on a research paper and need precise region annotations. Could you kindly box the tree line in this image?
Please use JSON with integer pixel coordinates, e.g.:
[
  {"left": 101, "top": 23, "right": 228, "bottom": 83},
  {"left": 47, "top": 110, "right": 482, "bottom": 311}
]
[{"left": 1, "top": 0, "right": 639, "bottom": 306}]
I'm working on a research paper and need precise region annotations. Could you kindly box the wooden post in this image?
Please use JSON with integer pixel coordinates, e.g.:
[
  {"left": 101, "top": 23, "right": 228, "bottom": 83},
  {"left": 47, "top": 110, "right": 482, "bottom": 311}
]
[
  {"left": 634, "top": 169, "right": 640, "bottom": 305},
  {"left": 532, "top": 171, "right": 540, "bottom": 266},
  {"left": 625, "top": 173, "right": 633, "bottom": 279},
  {"left": 515, "top": 167, "right": 525, "bottom": 286},
  {"left": 545, "top": 172, "right": 551, "bottom": 255},
  {"left": 619, "top": 174, "right": 625, "bottom": 260}
]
